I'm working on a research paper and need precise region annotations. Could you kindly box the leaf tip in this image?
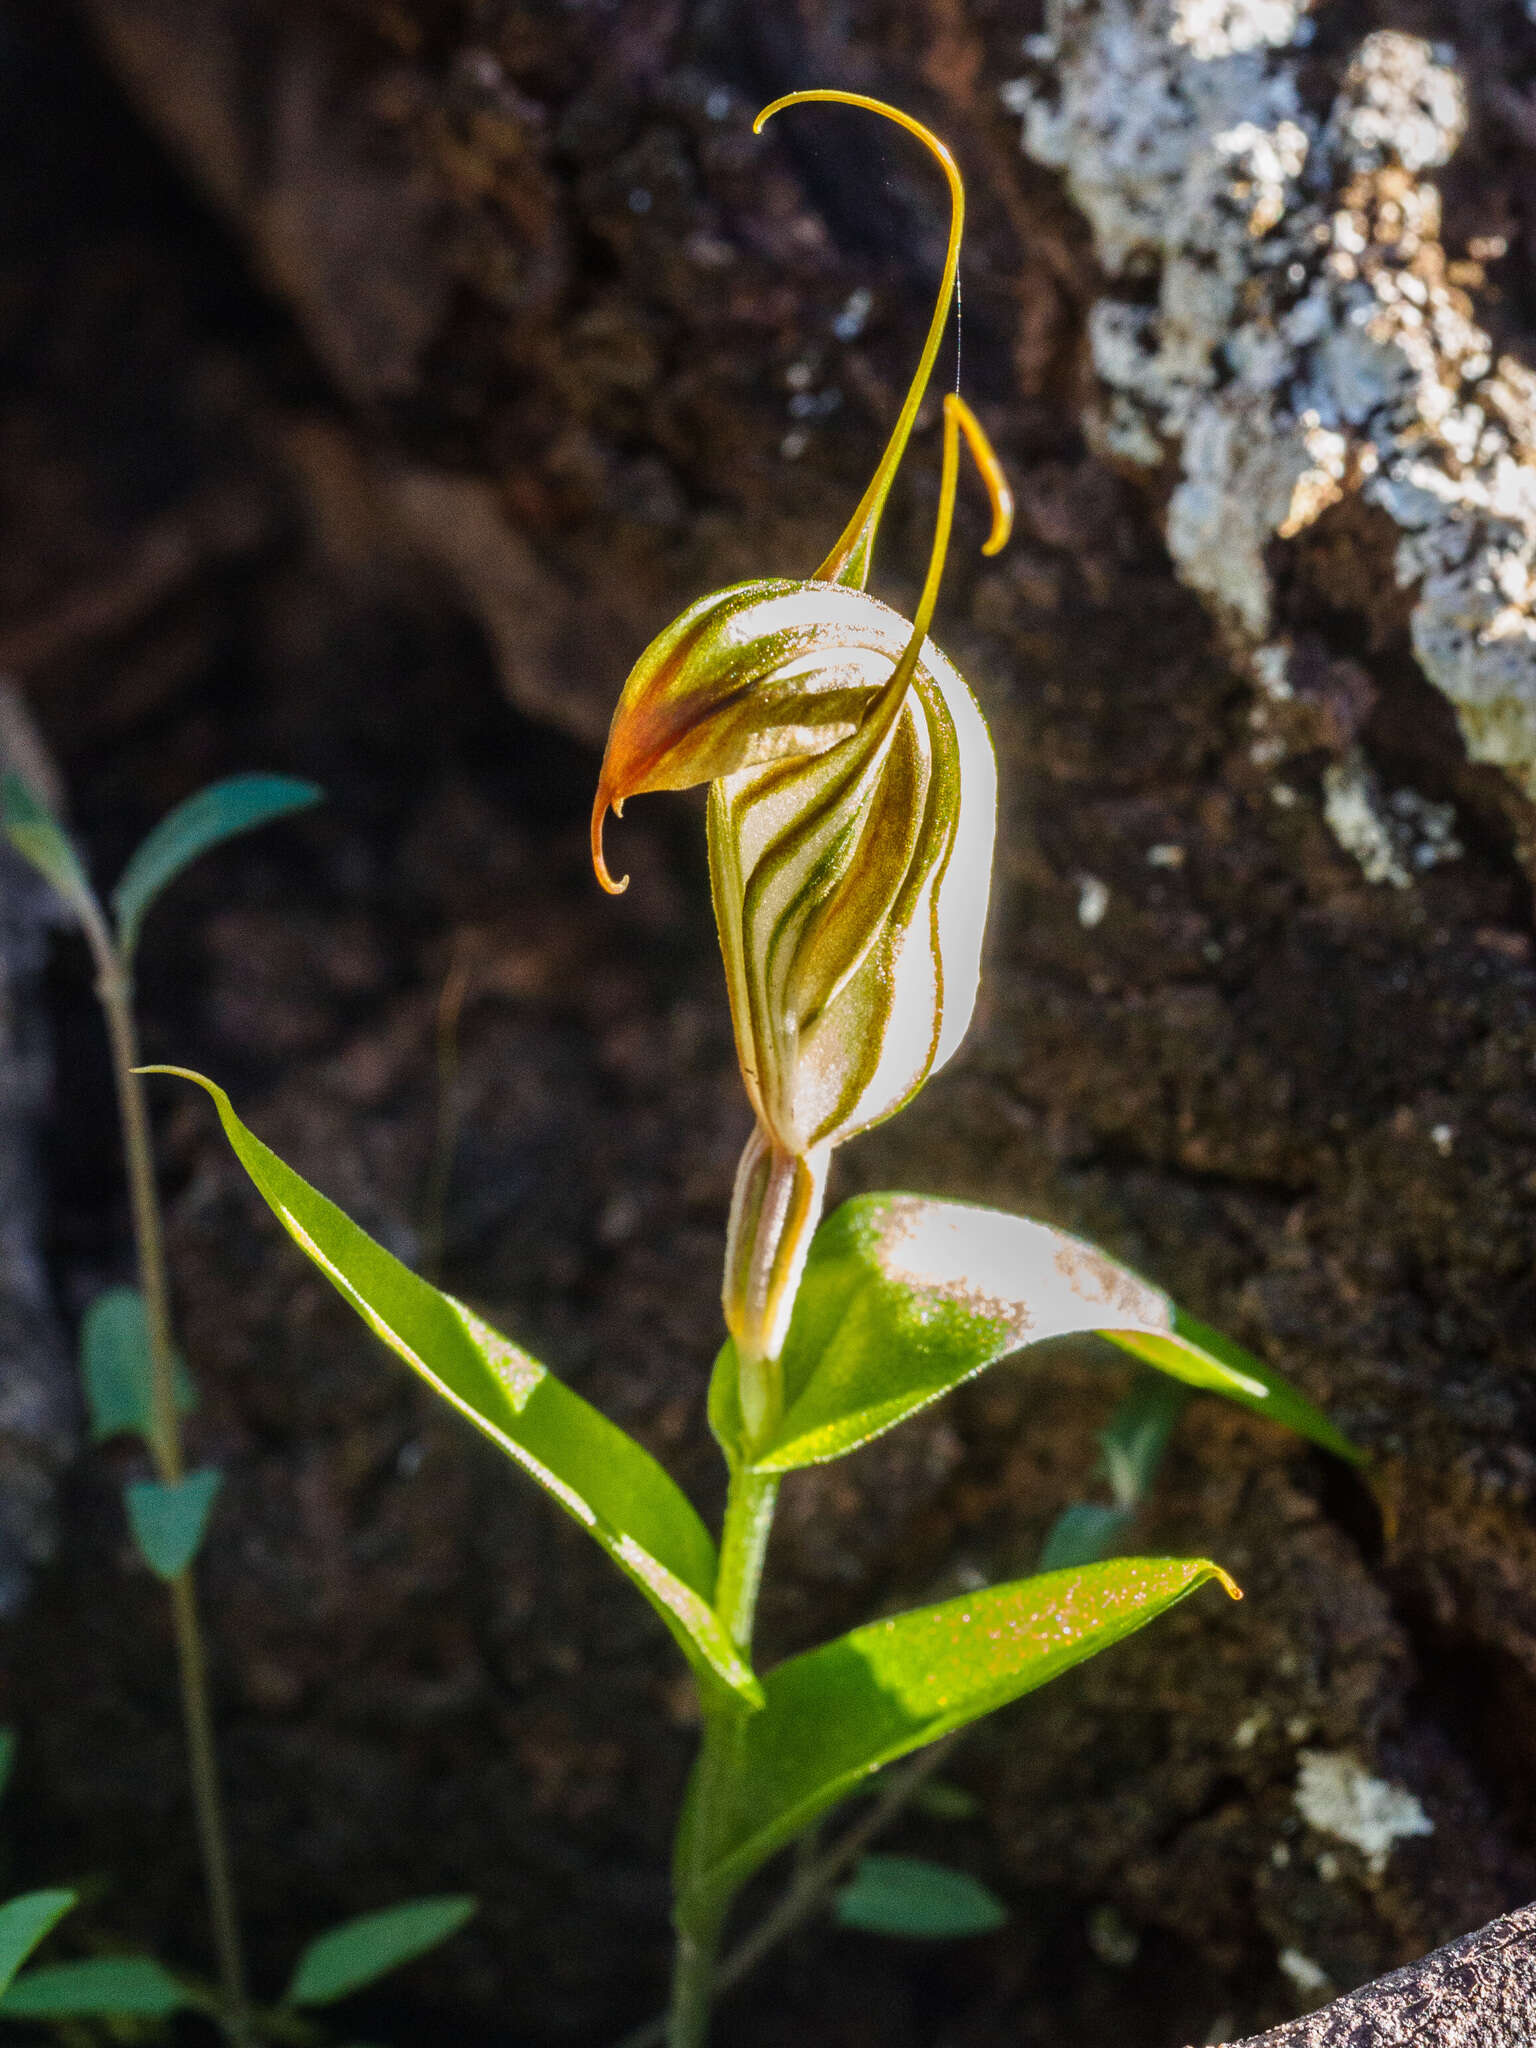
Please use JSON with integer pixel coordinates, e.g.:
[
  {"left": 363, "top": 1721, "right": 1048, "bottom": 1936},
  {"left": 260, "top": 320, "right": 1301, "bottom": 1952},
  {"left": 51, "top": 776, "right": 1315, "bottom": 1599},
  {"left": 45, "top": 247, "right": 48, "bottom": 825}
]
[
  {"left": 133, "top": 1063, "right": 212, "bottom": 1090},
  {"left": 1212, "top": 1565, "right": 1243, "bottom": 1602}
]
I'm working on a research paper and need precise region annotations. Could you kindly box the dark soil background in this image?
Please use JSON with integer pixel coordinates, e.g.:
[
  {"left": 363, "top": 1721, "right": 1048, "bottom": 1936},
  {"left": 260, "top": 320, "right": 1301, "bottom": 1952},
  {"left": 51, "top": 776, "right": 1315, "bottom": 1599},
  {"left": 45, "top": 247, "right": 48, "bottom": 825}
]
[{"left": 1, "top": 1, "right": 1535, "bottom": 2043}]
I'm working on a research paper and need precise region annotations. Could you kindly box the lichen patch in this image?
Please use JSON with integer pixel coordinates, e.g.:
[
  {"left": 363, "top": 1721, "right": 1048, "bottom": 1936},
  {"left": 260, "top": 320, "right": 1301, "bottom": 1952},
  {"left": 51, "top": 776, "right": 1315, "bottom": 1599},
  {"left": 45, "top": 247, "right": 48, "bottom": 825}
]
[
  {"left": 1294, "top": 1747, "right": 1434, "bottom": 1873},
  {"left": 1006, "top": 7, "right": 1536, "bottom": 807}
]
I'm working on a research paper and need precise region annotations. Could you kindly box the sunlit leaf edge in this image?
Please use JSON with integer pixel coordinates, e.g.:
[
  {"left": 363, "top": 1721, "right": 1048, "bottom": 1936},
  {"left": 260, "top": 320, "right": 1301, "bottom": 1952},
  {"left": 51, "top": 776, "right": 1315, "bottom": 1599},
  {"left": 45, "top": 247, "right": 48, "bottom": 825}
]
[
  {"left": 718, "top": 1194, "right": 1360, "bottom": 1472},
  {"left": 144, "top": 1069, "right": 761, "bottom": 1708},
  {"left": 684, "top": 1556, "right": 1237, "bottom": 1899}
]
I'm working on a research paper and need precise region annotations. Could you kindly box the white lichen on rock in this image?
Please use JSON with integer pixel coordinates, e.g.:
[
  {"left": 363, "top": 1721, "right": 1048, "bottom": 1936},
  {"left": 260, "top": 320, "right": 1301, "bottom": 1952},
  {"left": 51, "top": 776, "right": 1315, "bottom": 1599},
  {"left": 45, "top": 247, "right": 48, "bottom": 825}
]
[
  {"left": 1004, "top": 3, "right": 1536, "bottom": 827},
  {"left": 1293, "top": 1747, "right": 1434, "bottom": 1874},
  {"left": 1278, "top": 1946, "right": 1330, "bottom": 1998},
  {"left": 1322, "top": 748, "right": 1463, "bottom": 887}
]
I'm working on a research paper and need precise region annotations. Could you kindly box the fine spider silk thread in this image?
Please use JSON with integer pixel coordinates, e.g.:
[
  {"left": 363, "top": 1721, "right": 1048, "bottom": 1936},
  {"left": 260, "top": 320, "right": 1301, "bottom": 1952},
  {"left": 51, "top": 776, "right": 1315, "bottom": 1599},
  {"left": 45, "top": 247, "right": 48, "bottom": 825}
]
[{"left": 953, "top": 262, "right": 962, "bottom": 398}]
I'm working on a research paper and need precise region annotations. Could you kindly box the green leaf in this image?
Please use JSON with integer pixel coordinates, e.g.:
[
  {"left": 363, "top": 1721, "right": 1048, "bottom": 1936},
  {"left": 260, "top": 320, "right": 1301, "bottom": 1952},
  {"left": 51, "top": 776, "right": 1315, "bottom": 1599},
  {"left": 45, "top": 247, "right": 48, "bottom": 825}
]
[
  {"left": 0, "top": 1730, "right": 14, "bottom": 1806},
  {"left": 711, "top": 1195, "right": 1359, "bottom": 1471},
  {"left": 111, "top": 774, "right": 322, "bottom": 959},
  {"left": 680, "top": 1556, "right": 1237, "bottom": 1900},
  {"left": 124, "top": 1470, "right": 223, "bottom": 1580},
  {"left": 286, "top": 1897, "right": 477, "bottom": 2007},
  {"left": 80, "top": 1287, "right": 196, "bottom": 1444},
  {"left": 1098, "top": 1370, "right": 1189, "bottom": 1510},
  {"left": 0, "top": 773, "right": 96, "bottom": 924},
  {"left": 0, "top": 1894, "right": 75, "bottom": 1999},
  {"left": 834, "top": 1856, "right": 1007, "bottom": 1939},
  {"left": 0, "top": 1956, "right": 189, "bottom": 2019},
  {"left": 146, "top": 1069, "right": 760, "bottom": 1707},
  {"left": 1037, "top": 1372, "right": 1191, "bottom": 1570},
  {"left": 1104, "top": 1308, "right": 1335, "bottom": 1452},
  {"left": 910, "top": 1779, "right": 979, "bottom": 1822},
  {"left": 1036, "top": 1502, "right": 1132, "bottom": 1572}
]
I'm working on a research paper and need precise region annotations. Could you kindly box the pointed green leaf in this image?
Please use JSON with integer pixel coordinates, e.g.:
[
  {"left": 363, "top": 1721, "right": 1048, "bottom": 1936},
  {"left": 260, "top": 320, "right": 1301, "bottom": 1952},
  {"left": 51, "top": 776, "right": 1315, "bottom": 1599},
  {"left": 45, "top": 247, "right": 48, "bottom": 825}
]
[
  {"left": 0, "top": 1894, "right": 75, "bottom": 1999},
  {"left": 0, "top": 1956, "right": 190, "bottom": 2019},
  {"left": 145, "top": 1069, "right": 759, "bottom": 1707},
  {"left": 681, "top": 1557, "right": 1236, "bottom": 1898},
  {"left": 111, "top": 774, "right": 322, "bottom": 960},
  {"left": 125, "top": 1469, "right": 223, "bottom": 1580},
  {"left": 80, "top": 1287, "right": 196, "bottom": 1444},
  {"left": 286, "top": 1897, "right": 477, "bottom": 2007},
  {"left": 0, "top": 1731, "right": 14, "bottom": 1806},
  {"left": 1037, "top": 1372, "right": 1190, "bottom": 1570},
  {"left": 1036, "top": 1502, "right": 1132, "bottom": 1572},
  {"left": 834, "top": 1856, "right": 1007, "bottom": 1939},
  {"left": 1098, "top": 1370, "right": 1189, "bottom": 1511},
  {"left": 1, "top": 773, "right": 96, "bottom": 924},
  {"left": 712, "top": 1195, "right": 1359, "bottom": 1471}
]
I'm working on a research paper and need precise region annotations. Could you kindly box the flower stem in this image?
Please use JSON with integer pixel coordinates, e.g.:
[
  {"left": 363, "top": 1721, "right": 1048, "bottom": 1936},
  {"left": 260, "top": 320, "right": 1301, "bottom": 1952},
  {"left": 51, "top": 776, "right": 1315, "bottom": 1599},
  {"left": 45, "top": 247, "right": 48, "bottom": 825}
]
[
  {"left": 712, "top": 1466, "right": 778, "bottom": 1654},
  {"left": 92, "top": 944, "right": 252, "bottom": 2048},
  {"left": 667, "top": 1463, "right": 780, "bottom": 2048}
]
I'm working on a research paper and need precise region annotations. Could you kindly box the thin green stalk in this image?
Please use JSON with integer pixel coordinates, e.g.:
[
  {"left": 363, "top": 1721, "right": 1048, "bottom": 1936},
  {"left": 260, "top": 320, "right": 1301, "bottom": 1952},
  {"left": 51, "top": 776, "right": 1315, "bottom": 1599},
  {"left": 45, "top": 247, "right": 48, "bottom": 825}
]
[
  {"left": 96, "top": 963, "right": 181, "bottom": 1481},
  {"left": 91, "top": 940, "right": 253, "bottom": 2048},
  {"left": 667, "top": 1465, "right": 780, "bottom": 2048},
  {"left": 708, "top": 1734, "right": 960, "bottom": 1993},
  {"left": 711, "top": 1466, "right": 779, "bottom": 1655},
  {"left": 620, "top": 1735, "right": 961, "bottom": 2048}
]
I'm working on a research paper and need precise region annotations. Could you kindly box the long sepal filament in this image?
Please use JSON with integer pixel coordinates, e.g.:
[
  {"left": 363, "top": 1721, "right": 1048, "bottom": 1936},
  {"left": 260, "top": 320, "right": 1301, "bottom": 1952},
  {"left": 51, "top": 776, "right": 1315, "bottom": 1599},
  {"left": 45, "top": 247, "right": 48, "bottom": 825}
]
[
  {"left": 753, "top": 90, "right": 967, "bottom": 592},
  {"left": 848, "top": 392, "right": 1012, "bottom": 769}
]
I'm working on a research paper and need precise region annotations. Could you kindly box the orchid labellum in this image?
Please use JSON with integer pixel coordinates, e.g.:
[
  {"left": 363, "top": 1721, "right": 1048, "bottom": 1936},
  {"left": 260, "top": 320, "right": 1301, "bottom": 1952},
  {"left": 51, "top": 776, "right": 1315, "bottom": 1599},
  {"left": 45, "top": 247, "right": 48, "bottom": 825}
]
[{"left": 592, "top": 91, "right": 1012, "bottom": 1444}]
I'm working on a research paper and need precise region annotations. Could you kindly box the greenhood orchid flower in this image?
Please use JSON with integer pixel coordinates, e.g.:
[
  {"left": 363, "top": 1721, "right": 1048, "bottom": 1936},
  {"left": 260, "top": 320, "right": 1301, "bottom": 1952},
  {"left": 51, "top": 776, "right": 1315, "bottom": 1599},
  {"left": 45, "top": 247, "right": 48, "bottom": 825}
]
[{"left": 592, "top": 91, "right": 1012, "bottom": 1440}]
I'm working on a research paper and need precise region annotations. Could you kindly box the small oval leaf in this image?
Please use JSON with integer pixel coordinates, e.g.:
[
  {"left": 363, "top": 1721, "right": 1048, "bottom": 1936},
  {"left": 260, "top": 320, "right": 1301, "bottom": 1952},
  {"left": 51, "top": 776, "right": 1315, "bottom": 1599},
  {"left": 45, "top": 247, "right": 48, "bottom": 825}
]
[
  {"left": 145, "top": 1070, "right": 760, "bottom": 1706},
  {"left": 1, "top": 772, "right": 96, "bottom": 924},
  {"left": 80, "top": 1287, "right": 196, "bottom": 1444},
  {"left": 834, "top": 1856, "right": 1007, "bottom": 1939},
  {"left": 0, "top": 1955, "right": 190, "bottom": 2019},
  {"left": 0, "top": 1893, "right": 76, "bottom": 1999},
  {"left": 286, "top": 1897, "right": 477, "bottom": 2007},
  {"left": 111, "top": 774, "right": 322, "bottom": 960},
  {"left": 713, "top": 1194, "right": 1359, "bottom": 1471},
  {"left": 680, "top": 1556, "right": 1238, "bottom": 1901},
  {"left": 125, "top": 1470, "right": 223, "bottom": 1581}
]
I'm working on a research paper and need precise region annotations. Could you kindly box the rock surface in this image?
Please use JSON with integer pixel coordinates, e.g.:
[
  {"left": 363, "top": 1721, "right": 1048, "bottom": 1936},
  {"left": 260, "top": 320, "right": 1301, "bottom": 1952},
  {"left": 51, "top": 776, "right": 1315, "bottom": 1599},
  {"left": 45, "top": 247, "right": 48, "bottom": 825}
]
[
  {"left": 1006, "top": 1, "right": 1536, "bottom": 856},
  {"left": 1203, "top": 1898, "right": 1536, "bottom": 2046},
  {"left": 0, "top": 690, "right": 74, "bottom": 1619},
  {"left": 0, "top": 0, "right": 1534, "bottom": 2042}
]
